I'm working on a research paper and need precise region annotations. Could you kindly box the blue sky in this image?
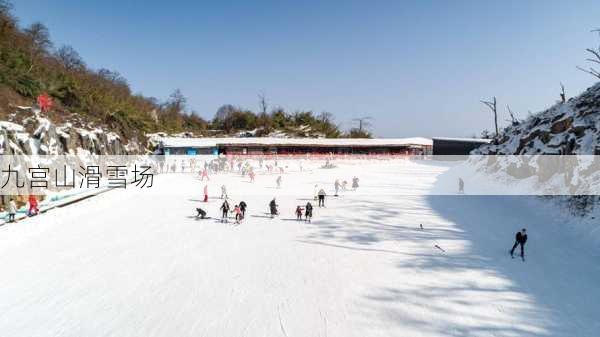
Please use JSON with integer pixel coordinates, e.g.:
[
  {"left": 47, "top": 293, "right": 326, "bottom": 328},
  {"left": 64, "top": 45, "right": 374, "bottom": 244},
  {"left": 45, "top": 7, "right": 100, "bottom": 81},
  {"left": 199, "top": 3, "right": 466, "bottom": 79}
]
[{"left": 12, "top": 0, "right": 600, "bottom": 137}]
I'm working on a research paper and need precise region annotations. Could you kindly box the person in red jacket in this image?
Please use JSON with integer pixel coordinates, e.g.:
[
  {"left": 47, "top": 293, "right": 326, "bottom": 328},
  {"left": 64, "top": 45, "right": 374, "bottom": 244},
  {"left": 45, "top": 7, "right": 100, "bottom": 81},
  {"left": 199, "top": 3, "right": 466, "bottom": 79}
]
[
  {"left": 203, "top": 184, "right": 209, "bottom": 202},
  {"left": 28, "top": 195, "right": 39, "bottom": 216}
]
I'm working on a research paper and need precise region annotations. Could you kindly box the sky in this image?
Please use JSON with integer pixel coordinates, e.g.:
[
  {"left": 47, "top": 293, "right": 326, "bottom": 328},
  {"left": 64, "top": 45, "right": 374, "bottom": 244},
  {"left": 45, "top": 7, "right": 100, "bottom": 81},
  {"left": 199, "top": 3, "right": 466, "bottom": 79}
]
[{"left": 11, "top": 0, "right": 600, "bottom": 137}]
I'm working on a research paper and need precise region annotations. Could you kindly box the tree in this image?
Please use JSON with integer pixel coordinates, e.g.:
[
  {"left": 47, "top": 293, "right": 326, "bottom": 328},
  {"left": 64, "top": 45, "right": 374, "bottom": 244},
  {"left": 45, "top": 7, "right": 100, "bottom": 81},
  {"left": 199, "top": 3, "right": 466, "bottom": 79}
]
[
  {"left": 214, "top": 104, "right": 236, "bottom": 122},
  {"left": 577, "top": 29, "right": 600, "bottom": 79},
  {"left": 560, "top": 82, "right": 566, "bottom": 103},
  {"left": 506, "top": 105, "right": 519, "bottom": 126},
  {"left": 167, "top": 89, "right": 186, "bottom": 113},
  {"left": 481, "top": 97, "right": 499, "bottom": 138},
  {"left": 55, "top": 45, "right": 85, "bottom": 71},
  {"left": 346, "top": 128, "right": 372, "bottom": 138},
  {"left": 23, "top": 22, "right": 52, "bottom": 72},
  {"left": 258, "top": 92, "right": 268, "bottom": 115}
]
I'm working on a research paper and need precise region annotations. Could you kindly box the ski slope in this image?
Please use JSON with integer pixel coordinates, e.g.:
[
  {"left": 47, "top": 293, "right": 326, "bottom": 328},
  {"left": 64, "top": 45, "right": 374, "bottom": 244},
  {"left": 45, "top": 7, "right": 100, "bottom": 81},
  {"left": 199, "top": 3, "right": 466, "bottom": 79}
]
[{"left": 0, "top": 159, "right": 598, "bottom": 337}]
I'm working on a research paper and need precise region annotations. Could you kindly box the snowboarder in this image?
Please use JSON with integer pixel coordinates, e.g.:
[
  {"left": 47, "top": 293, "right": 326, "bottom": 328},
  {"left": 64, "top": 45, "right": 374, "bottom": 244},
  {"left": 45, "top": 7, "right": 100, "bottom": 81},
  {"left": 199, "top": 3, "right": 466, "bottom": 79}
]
[
  {"left": 305, "top": 202, "right": 313, "bottom": 222},
  {"left": 7, "top": 198, "right": 17, "bottom": 222},
  {"left": 458, "top": 177, "right": 464, "bottom": 194},
  {"left": 269, "top": 198, "right": 278, "bottom": 218},
  {"left": 239, "top": 201, "right": 247, "bottom": 217},
  {"left": 203, "top": 184, "right": 209, "bottom": 202},
  {"left": 295, "top": 206, "right": 304, "bottom": 220},
  {"left": 220, "top": 200, "right": 230, "bottom": 223},
  {"left": 352, "top": 177, "right": 359, "bottom": 190},
  {"left": 317, "top": 188, "right": 326, "bottom": 207},
  {"left": 276, "top": 176, "right": 282, "bottom": 189},
  {"left": 334, "top": 179, "right": 341, "bottom": 196},
  {"left": 510, "top": 228, "right": 528, "bottom": 260},
  {"left": 28, "top": 195, "right": 39, "bottom": 216},
  {"left": 196, "top": 207, "right": 207, "bottom": 219},
  {"left": 221, "top": 185, "right": 228, "bottom": 199}
]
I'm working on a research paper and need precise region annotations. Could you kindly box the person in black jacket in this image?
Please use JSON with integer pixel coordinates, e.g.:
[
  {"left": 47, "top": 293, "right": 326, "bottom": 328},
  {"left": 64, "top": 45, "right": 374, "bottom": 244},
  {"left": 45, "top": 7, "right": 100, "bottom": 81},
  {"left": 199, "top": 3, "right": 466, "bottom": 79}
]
[
  {"left": 239, "top": 201, "right": 247, "bottom": 217},
  {"left": 510, "top": 228, "right": 528, "bottom": 259}
]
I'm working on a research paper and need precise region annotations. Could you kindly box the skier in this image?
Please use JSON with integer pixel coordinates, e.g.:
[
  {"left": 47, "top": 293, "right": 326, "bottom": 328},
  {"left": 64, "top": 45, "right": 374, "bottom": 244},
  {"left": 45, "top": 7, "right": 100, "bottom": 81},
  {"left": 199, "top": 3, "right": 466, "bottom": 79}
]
[
  {"left": 221, "top": 185, "right": 228, "bottom": 199},
  {"left": 249, "top": 170, "right": 256, "bottom": 182},
  {"left": 342, "top": 180, "right": 348, "bottom": 191},
  {"left": 239, "top": 201, "right": 247, "bottom": 217},
  {"left": 458, "top": 177, "right": 464, "bottom": 194},
  {"left": 295, "top": 206, "right": 304, "bottom": 221},
  {"left": 233, "top": 205, "right": 243, "bottom": 224},
  {"left": 269, "top": 198, "right": 278, "bottom": 218},
  {"left": 203, "top": 184, "right": 209, "bottom": 202},
  {"left": 7, "top": 198, "right": 17, "bottom": 222},
  {"left": 28, "top": 195, "right": 39, "bottom": 216},
  {"left": 276, "top": 176, "right": 282, "bottom": 189},
  {"left": 352, "top": 177, "right": 359, "bottom": 190},
  {"left": 334, "top": 179, "right": 341, "bottom": 197},
  {"left": 313, "top": 184, "right": 319, "bottom": 200},
  {"left": 220, "top": 200, "right": 230, "bottom": 223},
  {"left": 196, "top": 207, "right": 207, "bottom": 219},
  {"left": 317, "top": 188, "right": 326, "bottom": 207},
  {"left": 510, "top": 228, "right": 528, "bottom": 260},
  {"left": 200, "top": 168, "right": 210, "bottom": 181},
  {"left": 305, "top": 202, "right": 313, "bottom": 223}
]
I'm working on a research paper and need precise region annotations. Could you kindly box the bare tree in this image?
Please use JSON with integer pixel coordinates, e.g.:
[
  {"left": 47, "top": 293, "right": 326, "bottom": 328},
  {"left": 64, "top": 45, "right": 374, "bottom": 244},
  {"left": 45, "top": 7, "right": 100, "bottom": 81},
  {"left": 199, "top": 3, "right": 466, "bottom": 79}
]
[
  {"left": 506, "top": 105, "right": 519, "bottom": 126},
  {"left": 55, "top": 45, "right": 85, "bottom": 71},
  {"left": 560, "top": 82, "right": 566, "bottom": 103},
  {"left": 577, "top": 29, "right": 600, "bottom": 79},
  {"left": 258, "top": 92, "right": 268, "bottom": 115},
  {"left": 24, "top": 21, "right": 52, "bottom": 73},
  {"left": 481, "top": 97, "right": 499, "bottom": 138}
]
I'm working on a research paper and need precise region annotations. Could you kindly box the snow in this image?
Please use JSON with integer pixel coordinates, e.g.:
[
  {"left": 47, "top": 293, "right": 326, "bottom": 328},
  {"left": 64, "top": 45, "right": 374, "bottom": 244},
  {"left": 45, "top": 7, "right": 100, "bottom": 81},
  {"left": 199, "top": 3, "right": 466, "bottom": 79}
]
[
  {"left": 0, "top": 121, "right": 25, "bottom": 132},
  {"left": 159, "top": 136, "right": 433, "bottom": 148},
  {"left": 0, "top": 159, "right": 598, "bottom": 337}
]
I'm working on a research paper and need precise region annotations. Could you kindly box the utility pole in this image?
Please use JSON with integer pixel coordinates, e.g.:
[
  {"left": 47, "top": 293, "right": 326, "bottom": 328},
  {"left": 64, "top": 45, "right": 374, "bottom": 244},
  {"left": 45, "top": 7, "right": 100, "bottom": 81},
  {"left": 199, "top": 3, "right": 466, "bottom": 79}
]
[{"left": 352, "top": 116, "right": 373, "bottom": 132}]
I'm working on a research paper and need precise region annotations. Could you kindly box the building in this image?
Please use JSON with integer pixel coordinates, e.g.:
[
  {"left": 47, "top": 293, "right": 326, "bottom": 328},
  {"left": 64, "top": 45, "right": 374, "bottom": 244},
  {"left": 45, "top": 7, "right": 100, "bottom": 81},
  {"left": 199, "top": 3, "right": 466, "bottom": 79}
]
[
  {"left": 431, "top": 137, "right": 492, "bottom": 155},
  {"left": 156, "top": 137, "right": 433, "bottom": 156}
]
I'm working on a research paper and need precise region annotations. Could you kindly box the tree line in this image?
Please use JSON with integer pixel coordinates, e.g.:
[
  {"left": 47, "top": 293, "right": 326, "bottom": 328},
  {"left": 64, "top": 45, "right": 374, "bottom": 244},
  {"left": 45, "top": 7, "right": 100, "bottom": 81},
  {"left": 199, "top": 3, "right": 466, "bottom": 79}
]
[{"left": 0, "top": 1, "right": 370, "bottom": 139}]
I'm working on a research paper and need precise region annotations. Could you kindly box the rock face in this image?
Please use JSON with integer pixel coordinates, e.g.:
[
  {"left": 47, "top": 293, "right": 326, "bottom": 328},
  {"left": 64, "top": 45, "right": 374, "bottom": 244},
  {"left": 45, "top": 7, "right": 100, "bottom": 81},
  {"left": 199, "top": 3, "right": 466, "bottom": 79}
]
[
  {"left": 0, "top": 107, "right": 142, "bottom": 156},
  {"left": 474, "top": 82, "right": 600, "bottom": 155}
]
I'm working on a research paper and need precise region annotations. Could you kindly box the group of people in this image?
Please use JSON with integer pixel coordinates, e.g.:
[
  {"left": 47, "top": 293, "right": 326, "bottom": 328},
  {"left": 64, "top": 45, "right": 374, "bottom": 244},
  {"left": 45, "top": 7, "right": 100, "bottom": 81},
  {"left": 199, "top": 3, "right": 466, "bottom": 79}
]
[
  {"left": 2, "top": 195, "right": 39, "bottom": 223},
  {"left": 295, "top": 202, "right": 313, "bottom": 222}
]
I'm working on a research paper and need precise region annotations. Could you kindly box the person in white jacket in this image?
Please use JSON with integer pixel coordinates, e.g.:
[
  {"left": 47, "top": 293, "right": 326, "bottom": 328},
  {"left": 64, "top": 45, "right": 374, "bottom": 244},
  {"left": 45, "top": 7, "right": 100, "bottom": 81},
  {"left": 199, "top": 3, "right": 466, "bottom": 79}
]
[{"left": 7, "top": 199, "right": 17, "bottom": 222}]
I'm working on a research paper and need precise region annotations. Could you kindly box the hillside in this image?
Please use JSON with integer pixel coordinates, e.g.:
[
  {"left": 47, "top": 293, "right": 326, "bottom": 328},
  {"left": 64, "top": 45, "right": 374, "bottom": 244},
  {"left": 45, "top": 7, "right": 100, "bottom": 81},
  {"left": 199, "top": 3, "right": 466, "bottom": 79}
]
[
  {"left": 474, "top": 82, "right": 600, "bottom": 155},
  {"left": 0, "top": 1, "right": 350, "bottom": 155}
]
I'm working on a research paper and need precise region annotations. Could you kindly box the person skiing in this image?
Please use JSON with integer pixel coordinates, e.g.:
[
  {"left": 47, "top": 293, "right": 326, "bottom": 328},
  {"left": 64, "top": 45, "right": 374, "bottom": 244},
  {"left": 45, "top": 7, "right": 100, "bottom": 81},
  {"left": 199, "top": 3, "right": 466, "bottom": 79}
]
[
  {"left": 313, "top": 184, "right": 319, "bottom": 200},
  {"left": 334, "top": 179, "right": 341, "bottom": 197},
  {"left": 352, "top": 177, "right": 359, "bottom": 190},
  {"left": 269, "top": 198, "right": 278, "bottom": 218},
  {"left": 7, "top": 198, "right": 17, "bottom": 222},
  {"left": 458, "top": 177, "right": 464, "bottom": 194},
  {"left": 221, "top": 185, "right": 228, "bottom": 199},
  {"left": 305, "top": 202, "right": 313, "bottom": 223},
  {"left": 200, "top": 168, "right": 210, "bottom": 181},
  {"left": 295, "top": 206, "right": 304, "bottom": 221},
  {"left": 196, "top": 207, "right": 207, "bottom": 219},
  {"left": 239, "top": 201, "right": 247, "bottom": 217},
  {"left": 220, "top": 200, "right": 230, "bottom": 223},
  {"left": 276, "top": 176, "right": 282, "bottom": 189},
  {"left": 203, "top": 184, "right": 209, "bottom": 202},
  {"left": 233, "top": 205, "right": 243, "bottom": 224},
  {"left": 317, "top": 188, "right": 326, "bottom": 207},
  {"left": 510, "top": 228, "right": 528, "bottom": 260},
  {"left": 249, "top": 170, "right": 256, "bottom": 182},
  {"left": 342, "top": 180, "right": 348, "bottom": 191},
  {"left": 28, "top": 195, "right": 39, "bottom": 216}
]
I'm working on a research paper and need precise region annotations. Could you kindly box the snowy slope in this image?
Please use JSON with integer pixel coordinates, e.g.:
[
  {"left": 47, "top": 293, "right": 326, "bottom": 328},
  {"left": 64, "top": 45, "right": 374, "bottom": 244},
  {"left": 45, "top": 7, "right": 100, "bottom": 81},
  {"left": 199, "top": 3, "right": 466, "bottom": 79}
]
[
  {"left": 0, "top": 159, "right": 598, "bottom": 337},
  {"left": 475, "top": 82, "right": 600, "bottom": 155}
]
